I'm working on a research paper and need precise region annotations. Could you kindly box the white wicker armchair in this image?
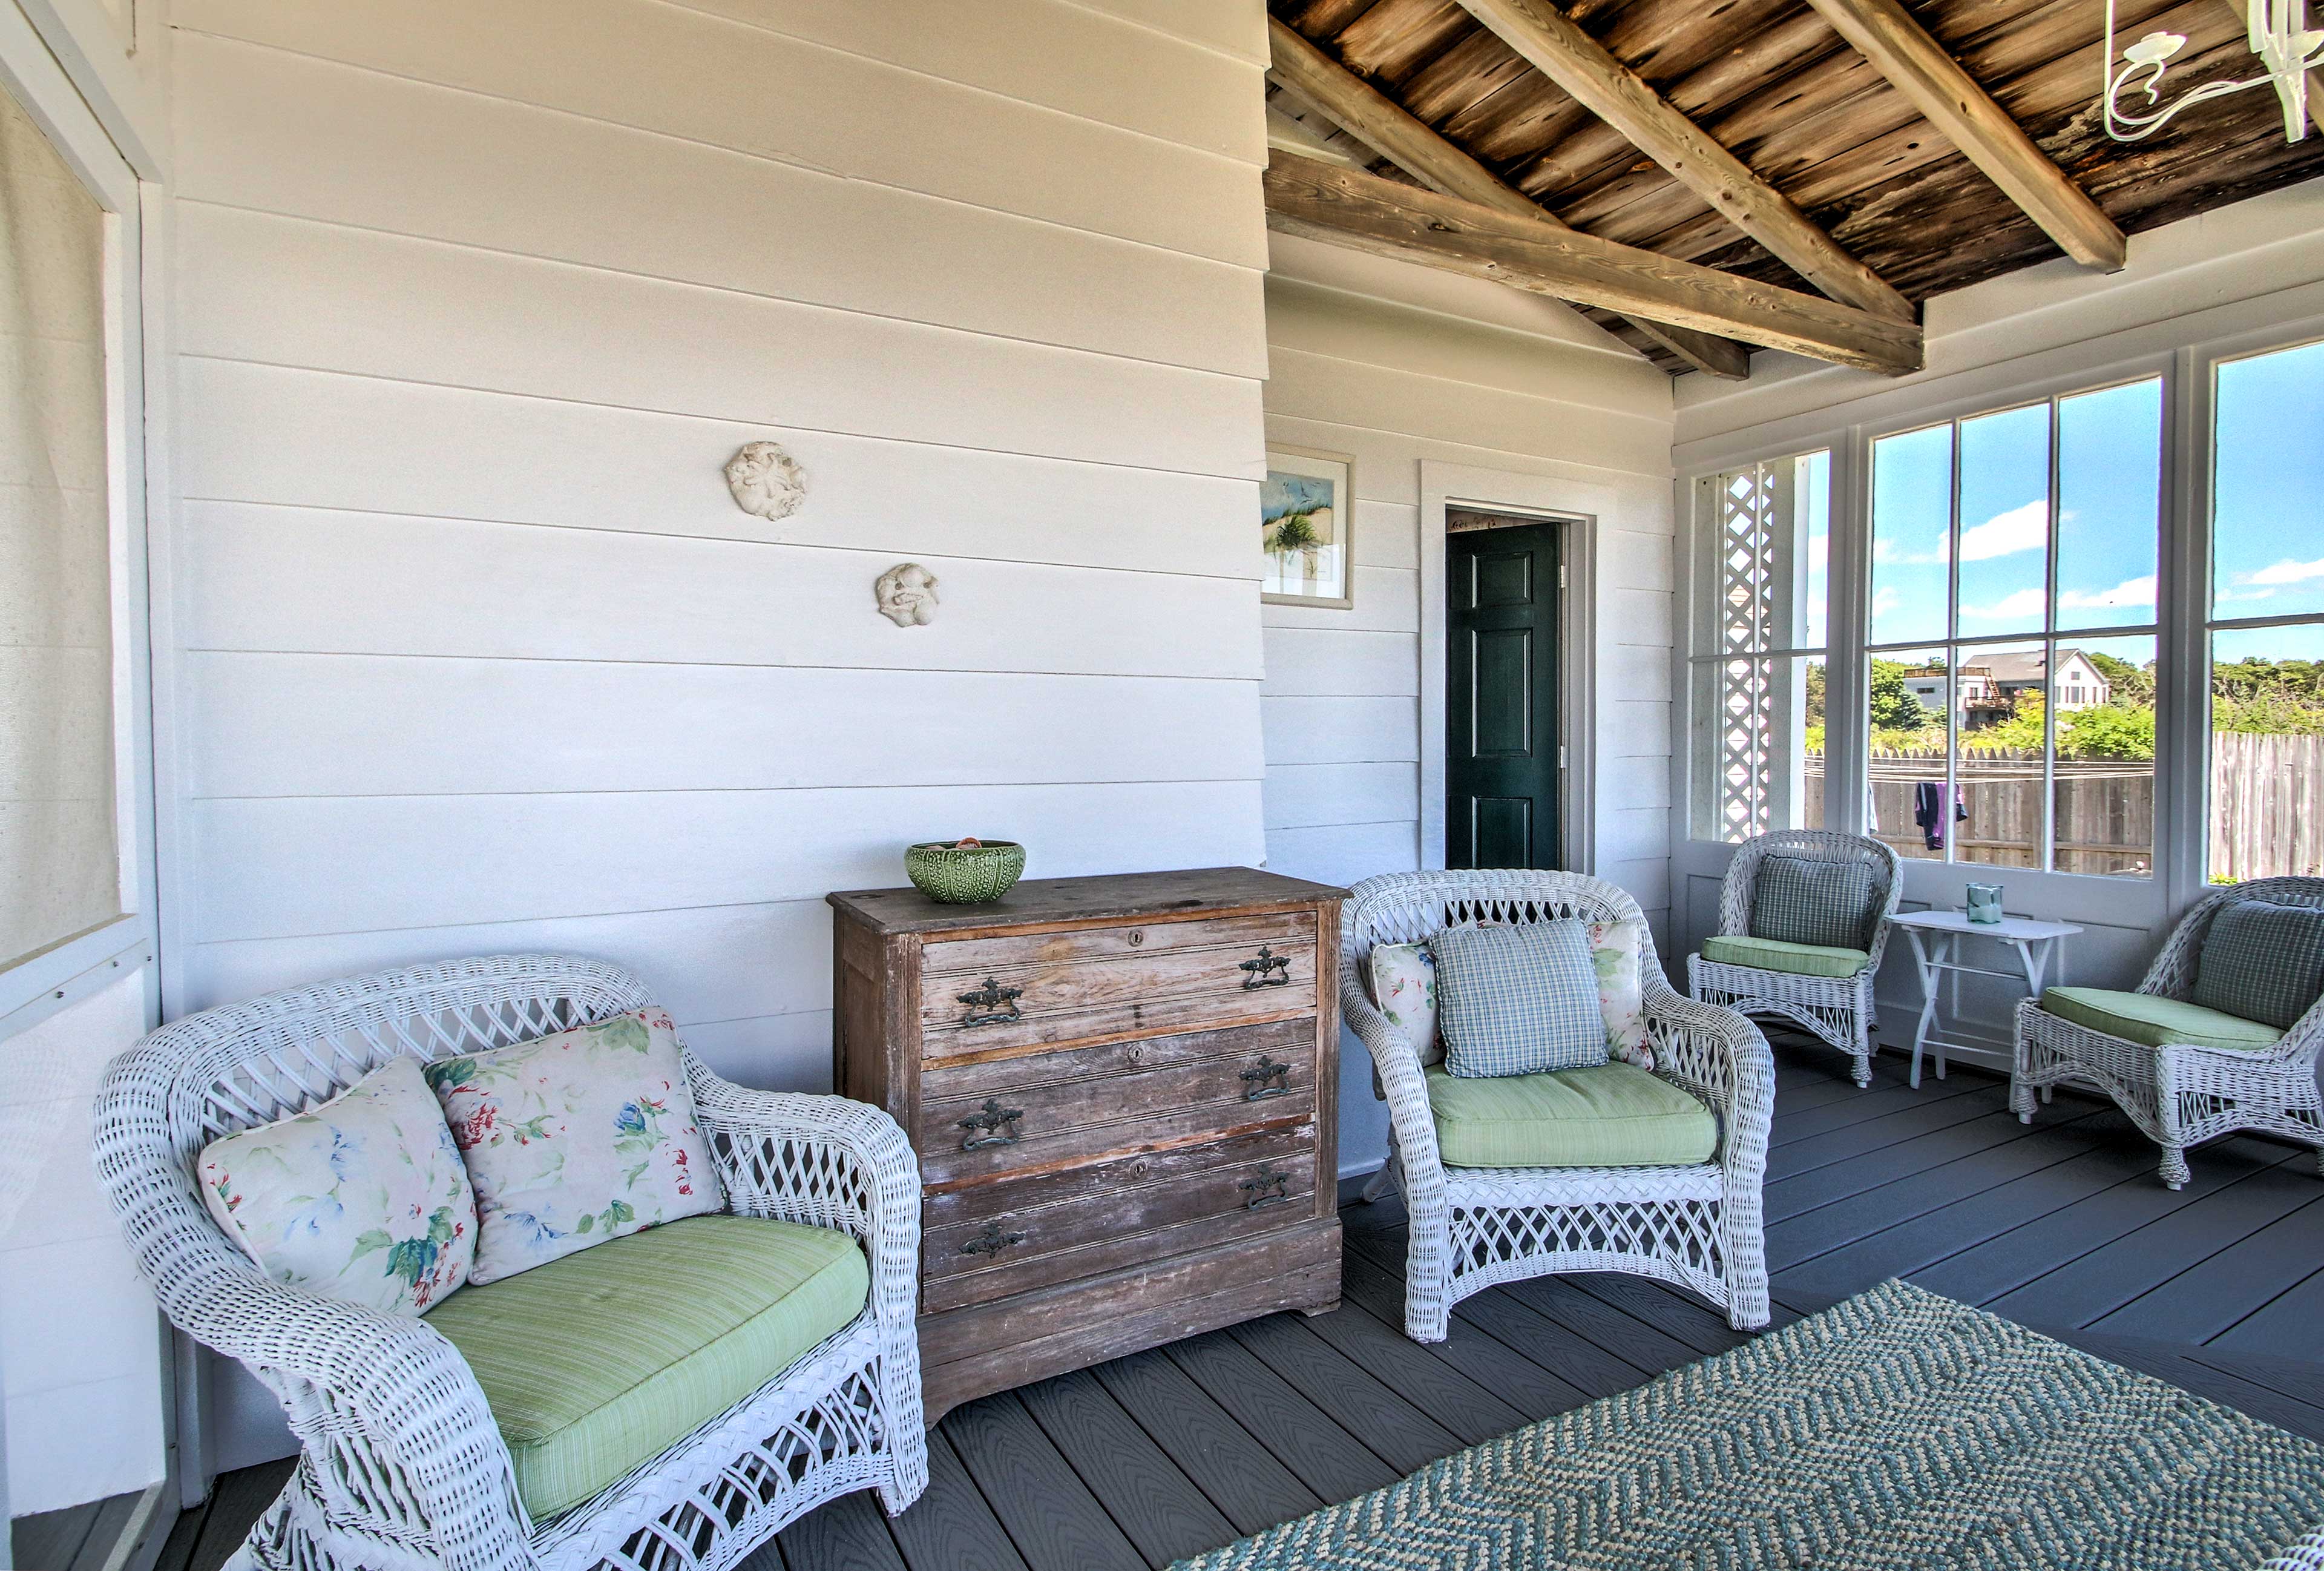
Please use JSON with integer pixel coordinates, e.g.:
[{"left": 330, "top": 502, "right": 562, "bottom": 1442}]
[
  {"left": 91, "top": 955, "right": 928, "bottom": 1571},
  {"left": 2012, "top": 878, "right": 2324, "bottom": 1190},
  {"left": 1688, "top": 830, "right": 1905, "bottom": 1088},
  {"left": 1343, "top": 870, "right": 1774, "bottom": 1340}
]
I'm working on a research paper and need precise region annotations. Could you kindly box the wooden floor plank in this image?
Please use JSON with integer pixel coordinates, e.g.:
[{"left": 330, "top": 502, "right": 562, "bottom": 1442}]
[
  {"left": 885, "top": 1423, "right": 1031, "bottom": 1571},
  {"left": 1764, "top": 1098, "right": 2115, "bottom": 1225},
  {"left": 1909, "top": 1138, "right": 2298, "bottom": 1309},
  {"left": 1224, "top": 1314, "right": 1462, "bottom": 1475},
  {"left": 1335, "top": 1245, "right": 1593, "bottom": 1421},
  {"left": 1089, "top": 1349, "right": 1323, "bottom": 1538},
  {"left": 1988, "top": 1159, "right": 2324, "bottom": 1329},
  {"left": 773, "top": 1487, "right": 905, "bottom": 1571},
  {"left": 1495, "top": 1271, "right": 1708, "bottom": 1374},
  {"left": 188, "top": 1460, "right": 292, "bottom": 1571},
  {"left": 1018, "top": 1369, "right": 1236, "bottom": 1570},
  {"left": 2053, "top": 1328, "right": 2324, "bottom": 1443},
  {"left": 66, "top": 1492, "right": 142, "bottom": 1571},
  {"left": 150, "top": 1489, "right": 212, "bottom": 1571},
  {"left": 1767, "top": 1075, "right": 1989, "bottom": 1148},
  {"left": 1765, "top": 1085, "right": 2018, "bottom": 1182},
  {"left": 1161, "top": 1329, "right": 1402, "bottom": 1503},
  {"left": 12, "top": 1500, "right": 99, "bottom": 1571},
  {"left": 2089, "top": 1194, "right": 2324, "bottom": 1344},
  {"left": 1768, "top": 1111, "right": 2117, "bottom": 1283},
  {"left": 1292, "top": 1282, "right": 1532, "bottom": 1446},
  {"left": 942, "top": 1393, "right": 1146, "bottom": 1571},
  {"left": 2211, "top": 1262, "right": 2324, "bottom": 1366},
  {"left": 1565, "top": 1272, "right": 1752, "bottom": 1359}
]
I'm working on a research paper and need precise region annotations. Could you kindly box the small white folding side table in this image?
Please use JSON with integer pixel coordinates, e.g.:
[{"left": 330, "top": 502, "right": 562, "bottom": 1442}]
[{"left": 1891, "top": 909, "right": 2084, "bottom": 1089}]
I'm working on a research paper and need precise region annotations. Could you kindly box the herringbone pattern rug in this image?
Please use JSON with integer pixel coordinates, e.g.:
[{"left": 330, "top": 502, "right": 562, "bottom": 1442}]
[{"left": 1172, "top": 1279, "right": 2324, "bottom": 1570}]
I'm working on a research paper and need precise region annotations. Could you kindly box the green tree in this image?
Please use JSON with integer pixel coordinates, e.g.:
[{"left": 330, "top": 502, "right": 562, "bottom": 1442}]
[
  {"left": 2213, "top": 656, "right": 2324, "bottom": 734},
  {"left": 1866, "top": 657, "right": 1933, "bottom": 732},
  {"left": 2084, "top": 650, "right": 2156, "bottom": 706},
  {"left": 1964, "top": 688, "right": 2045, "bottom": 753},
  {"left": 2060, "top": 702, "right": 2156, "bottom": 759}
]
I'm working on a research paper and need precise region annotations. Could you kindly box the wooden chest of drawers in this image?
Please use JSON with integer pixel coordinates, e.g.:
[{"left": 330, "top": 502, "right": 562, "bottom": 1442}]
[{"left": 829, "top": 867, "right": 1345, "bottom": 1421}]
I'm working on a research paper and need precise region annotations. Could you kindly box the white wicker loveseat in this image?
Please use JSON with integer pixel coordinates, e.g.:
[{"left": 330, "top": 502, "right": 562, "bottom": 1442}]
[
  {"left": 2013, "top": 878, "right": 2324, "bottom": 1190},
  {"left": 1688, "top": 829, "right": 1904, "bottom": 1088},
  {"left": 92, "top": 955, "right": 927, "bottom": 1571},
  {"left": 1342, "top": 869, "right": 1774, "bottom": 1340}
]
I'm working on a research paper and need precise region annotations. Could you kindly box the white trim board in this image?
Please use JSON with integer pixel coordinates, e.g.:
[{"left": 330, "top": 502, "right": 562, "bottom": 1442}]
[{"left": 1418, "top": 461, "right": 1606, "bottom": 875}]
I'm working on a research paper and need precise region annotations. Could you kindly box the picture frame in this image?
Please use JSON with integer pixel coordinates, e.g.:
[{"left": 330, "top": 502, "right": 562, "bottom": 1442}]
[{"left": 1261, "top": 446, "right": 1355, "bottom": 609}]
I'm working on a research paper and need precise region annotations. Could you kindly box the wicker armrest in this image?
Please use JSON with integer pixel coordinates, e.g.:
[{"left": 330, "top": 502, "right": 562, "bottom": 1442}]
[
  {"left": 681, "top": 1065, "right": 921, "bottom": 1331},
  {"left": 1641, "top": 979, "right": 1775, "bottom": 1163},
  {"left": 1339, "top": 970, "right": 1444, "bottom": 1177}
]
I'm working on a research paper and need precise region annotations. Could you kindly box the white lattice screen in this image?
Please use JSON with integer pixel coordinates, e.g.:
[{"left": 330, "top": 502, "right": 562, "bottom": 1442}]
[{"left": 1692, "top": 456, "right": 1818, "bottom": 844}]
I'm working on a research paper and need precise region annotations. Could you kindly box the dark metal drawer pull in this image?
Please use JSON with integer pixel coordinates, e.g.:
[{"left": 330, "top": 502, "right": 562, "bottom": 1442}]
[
  {"left": 957, "top": 977, "right": 1023, "bottom": 1027},
  {"left": 958, "top": 1220, "right": 1026, "bottom": 1258},
  {"left": 957, "top": 1098, "right": 1024, "bottom": 1150},
  {"left": 1239, "top": 1165, "right": 1294, "bottom": 1210},
  {"left": 1239, "top": 1053, "right": 1292, "bottom": 1101},
  {"left": 1237, "top": 945, "right": 1292, "bottom": 990}
]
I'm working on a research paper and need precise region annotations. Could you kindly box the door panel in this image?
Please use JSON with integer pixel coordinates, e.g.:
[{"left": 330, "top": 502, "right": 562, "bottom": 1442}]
[{"left": 1447, "top": 520, "right": 1560, "bottom": 870}]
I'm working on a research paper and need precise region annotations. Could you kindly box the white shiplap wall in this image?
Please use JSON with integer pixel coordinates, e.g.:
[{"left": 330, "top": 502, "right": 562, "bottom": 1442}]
[
  {"left": 1257, "top": 242, "right": 1680, "bottom": 1172},
  {"left": 161, "top": 0, "right": 1273, "bottom": 1467}
]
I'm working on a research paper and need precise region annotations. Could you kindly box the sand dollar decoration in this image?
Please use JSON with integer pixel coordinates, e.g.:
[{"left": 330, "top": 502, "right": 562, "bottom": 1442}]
[
  {"left": 724, "top": 440, "right": 807, "bottom": 521},
  {"left": 875, "top": 562, "right": 939, "bottom": 627}
]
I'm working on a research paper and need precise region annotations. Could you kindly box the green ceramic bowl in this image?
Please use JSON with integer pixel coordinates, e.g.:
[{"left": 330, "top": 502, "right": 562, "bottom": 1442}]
[{"left": 904, "top": 840, "right": 1026, "bottom": 903}]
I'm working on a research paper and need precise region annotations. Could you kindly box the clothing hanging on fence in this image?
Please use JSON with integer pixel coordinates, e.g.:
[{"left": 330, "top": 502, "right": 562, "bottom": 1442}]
[{"left": 1914, "top": 781, "right": 1966, "bottom": 851}]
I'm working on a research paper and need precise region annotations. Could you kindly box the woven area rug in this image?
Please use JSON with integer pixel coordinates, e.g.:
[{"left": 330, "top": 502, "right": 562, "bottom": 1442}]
[{"left": 1173, "top": 1280, "right": 2324, "bottom": 1570}]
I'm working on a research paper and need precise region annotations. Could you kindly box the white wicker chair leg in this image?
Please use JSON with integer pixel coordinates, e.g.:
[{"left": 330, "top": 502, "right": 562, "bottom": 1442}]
[{"left": 1400, "top": 1187, "right": 1454, "bottom": 1343}]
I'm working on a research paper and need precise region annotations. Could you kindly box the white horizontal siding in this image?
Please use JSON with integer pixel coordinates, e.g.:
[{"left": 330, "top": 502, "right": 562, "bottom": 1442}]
[{"left": 171, "top": 0, "right": 1267, "bottom": 266}]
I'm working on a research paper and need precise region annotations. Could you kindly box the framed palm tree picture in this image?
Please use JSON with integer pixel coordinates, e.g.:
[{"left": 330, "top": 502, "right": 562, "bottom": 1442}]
[{"left": 1262, "top": 446, "right": 1354, "bottom": 608}]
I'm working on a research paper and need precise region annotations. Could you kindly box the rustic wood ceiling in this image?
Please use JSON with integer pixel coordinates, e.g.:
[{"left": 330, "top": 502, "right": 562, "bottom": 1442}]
[{"left": 1268, "top": 0, "right": 2324, "bottom": 372}]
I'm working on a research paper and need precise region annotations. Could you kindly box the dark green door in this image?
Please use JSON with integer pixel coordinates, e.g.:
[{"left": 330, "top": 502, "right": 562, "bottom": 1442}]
[{"left": 1446, "top": 520, "right": 1560, "bottom": 870}]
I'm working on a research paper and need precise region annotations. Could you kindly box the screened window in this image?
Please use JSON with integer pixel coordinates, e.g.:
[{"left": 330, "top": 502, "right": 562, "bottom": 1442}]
[
  {"left": 1865, "top": 378, "right": 2162, "bottom": 877},
  {"left": 0, "top": 84, "right": 120, "bottom": 970},
  {"left": 2208, "top": 338, "right": 2324, "bottom": 881},
  {"left": 1689, "top": 451, "right": 1828, "bottom": 842}
]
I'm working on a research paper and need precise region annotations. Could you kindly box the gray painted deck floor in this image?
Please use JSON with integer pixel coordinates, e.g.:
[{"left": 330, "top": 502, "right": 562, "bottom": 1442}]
[{"left": 25, "top": 1039, "right": 2324, "bottom": 1571}]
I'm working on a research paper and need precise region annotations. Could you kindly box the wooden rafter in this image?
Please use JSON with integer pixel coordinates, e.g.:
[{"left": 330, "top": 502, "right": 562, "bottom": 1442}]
[
  {"left": 1452, "top": 0, "right": 1916, "bottom": 322},
  {"left": 1262, "top": 150, "right": 1923, "bottom": 375},
  {"left": 1800, "top": 0, "right": 2125, "bottom": 270},
  {"left": 1266, "top": 16, "right": 1750, "bottom": 377}
]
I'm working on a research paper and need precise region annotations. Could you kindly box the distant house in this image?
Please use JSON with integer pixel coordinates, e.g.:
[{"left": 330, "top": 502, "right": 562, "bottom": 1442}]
[{"left": 1902, "top": 648, "right": 2111, "bottom": 728}]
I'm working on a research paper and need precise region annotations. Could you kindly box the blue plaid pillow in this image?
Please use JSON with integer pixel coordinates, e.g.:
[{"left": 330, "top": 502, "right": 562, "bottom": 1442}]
[
  {"left": 2192, "top": 899, "right": 2324, "bottom": 1030},
  {"left": 1431, "top": 920, "right": 1608, "bottom": 1079},
  {"left": 1749, "top": 855, "right": 1876, "bottom": 951}
]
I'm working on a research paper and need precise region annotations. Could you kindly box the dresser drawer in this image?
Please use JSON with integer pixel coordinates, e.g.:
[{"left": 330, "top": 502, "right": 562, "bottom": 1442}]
[
  {"left": 924, "top": 910, "right": 1316, "bottom": 980},
  {"left": 921, "top": 1148, "right": 1321, "bottom": 1313},
  {"left": 920, "top": 935, "right": 1316, "bottom": 1059},
  {"left": 916, "top": 1018, "right": 1316, "bottom": 1188}
]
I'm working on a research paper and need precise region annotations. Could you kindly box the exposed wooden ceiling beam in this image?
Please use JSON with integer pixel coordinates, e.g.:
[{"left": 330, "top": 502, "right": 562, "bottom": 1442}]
[
  {"left": 1265, "top": 15, "right": 1750, "bottom": 378},
  {"left": 1800, "top": 0, "right": 2125, "bottom": 270},
  {"left": 1452, "top": 0, "right": 1916, "bottom": 323},
  {"left": 1263, "top": 151, "right": 1923, "bottom": 375},
  {"left": 2220, "top": 0, "right": 2324, "bottom": 134}
]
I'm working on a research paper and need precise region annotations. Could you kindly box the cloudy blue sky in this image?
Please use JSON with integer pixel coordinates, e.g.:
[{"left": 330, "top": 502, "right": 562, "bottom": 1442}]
[{"left": 1865, "top": 345, "right": 2324, "bottom": 664}]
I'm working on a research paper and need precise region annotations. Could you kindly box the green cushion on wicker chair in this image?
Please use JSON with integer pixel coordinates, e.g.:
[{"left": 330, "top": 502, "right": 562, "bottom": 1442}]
[
  {"left": 1701, "top": 934, "right": 1871, "bottom": 979},
  {"left": 2037, "top": 987, "right": 2283, "bottom": 1054},
  {"left": 1423, "top": 1062, "right": 1717, "bottom": 1168},
  {"left": 425, "top": 1214, "right": 868, "bottom": 1519}
]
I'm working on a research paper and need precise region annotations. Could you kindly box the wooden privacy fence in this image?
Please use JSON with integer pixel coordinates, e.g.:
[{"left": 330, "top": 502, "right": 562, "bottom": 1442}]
[{"left": 1802, "top": 734, "right": 2323, "bottom": 877}]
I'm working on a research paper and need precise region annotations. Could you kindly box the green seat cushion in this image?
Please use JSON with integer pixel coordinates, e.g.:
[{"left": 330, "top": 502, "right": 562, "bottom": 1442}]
[
  {"left": 1701, "top": 934, "right": 1871, "bottom": 980},
  {"left": 2038, "top": 986, "right": 2284, "bottom": 1054},
  {"left": 424, "top": 1214, "right": 868, "bottom": 1520},
  {"left": 1425, "top": 1062, "right": 1717, "bottom": 1169}
]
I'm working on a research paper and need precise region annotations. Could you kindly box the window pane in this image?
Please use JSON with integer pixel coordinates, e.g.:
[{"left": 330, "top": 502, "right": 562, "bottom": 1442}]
[
  {"left": 2215, "top": 340, "right": 2324, "bottom": 622},
  {"left": 1868, "top": 648, "right": 1947, "bottom": 863},
  {"left": 2057, "top": 379, "right": 2161, "bottom": 630},
  {"left": 1871, "top": 425, "right": 1952, "bottom": 645},
  {"left": 2210, "top": 624, "right": 2324, "bottom": 880},
  {"left": 0, "top": 87, "right": 117, "bottom": 968},
  {"left": 1692, "top": 654, "right": 1825, "bottom": 843},
  {"left": 1955, "top": 639, "right": 2047, "bottom": 872},
  {"left": 1955, "top": 404, "right": 2050, "bottom": 637},
  {"left": 1800, "top": 450, "right": 1829, "bottom": 649},
  {"left": 2053, "top": 635, "right": 2156, "bottom": 878}
]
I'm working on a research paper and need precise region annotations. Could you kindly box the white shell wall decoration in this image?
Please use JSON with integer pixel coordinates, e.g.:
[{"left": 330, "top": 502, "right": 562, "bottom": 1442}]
[
  {"left": 875, "top": 563, "right": 939, "bottom": 627},
  {"left": 724, "top": 441, "right": 807, "bottom": 521}
]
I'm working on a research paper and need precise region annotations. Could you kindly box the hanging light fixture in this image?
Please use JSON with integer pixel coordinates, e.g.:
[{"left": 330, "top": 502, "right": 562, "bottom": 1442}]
[{"left": 2102, "top": 0, "right": 2323, "bottom": 142}]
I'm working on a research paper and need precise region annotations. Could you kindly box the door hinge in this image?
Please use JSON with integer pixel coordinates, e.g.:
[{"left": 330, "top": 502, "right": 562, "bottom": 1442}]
[
  {"left": 1558, "top": 745, "right": 1567, "bottom": 769},
  {"left": 1558, "top": 564, "right": 1567, "bottom": 590}
]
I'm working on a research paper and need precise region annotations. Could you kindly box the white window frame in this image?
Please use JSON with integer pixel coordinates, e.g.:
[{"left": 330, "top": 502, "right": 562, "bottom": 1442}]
[{"left": 0, "top": 3, "right": 158, "bottom": 1035}]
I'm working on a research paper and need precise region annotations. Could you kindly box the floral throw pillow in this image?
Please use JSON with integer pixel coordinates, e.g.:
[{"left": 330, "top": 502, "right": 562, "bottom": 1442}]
[
  {"left": 1586, "top": 920, "right": 1653, "bottom": 1072},
  {"left": 198, "top": 1055, "right": 474, "bottom": 1316},
  {"left": 424, "top": 1007, "right": 724, "bottom": 1285},
  {"left": 1368, "top": 941, "right": 1443, "bottom": 1065}
]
